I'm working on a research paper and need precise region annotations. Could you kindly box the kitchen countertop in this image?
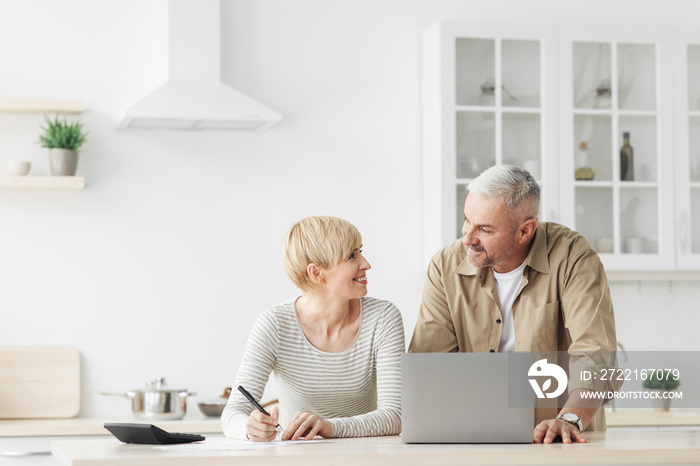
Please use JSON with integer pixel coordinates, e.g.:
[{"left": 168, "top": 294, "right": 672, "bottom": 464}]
[
  {"left": 3, "top": 410, "right": 699, "bottom": 437},
  {"left": 51, "top": 430, "right": 700, "bottom": 465}
]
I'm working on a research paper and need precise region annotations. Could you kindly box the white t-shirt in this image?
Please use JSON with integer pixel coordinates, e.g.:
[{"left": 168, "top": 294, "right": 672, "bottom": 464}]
[{"left": 493, "top": 260, "right": 527, "bottom": 353}]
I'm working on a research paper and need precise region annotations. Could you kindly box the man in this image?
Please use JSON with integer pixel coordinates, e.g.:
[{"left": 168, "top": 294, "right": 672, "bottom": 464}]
[{"left": 409, "top": 164, "right": 618, "bottom": 444}]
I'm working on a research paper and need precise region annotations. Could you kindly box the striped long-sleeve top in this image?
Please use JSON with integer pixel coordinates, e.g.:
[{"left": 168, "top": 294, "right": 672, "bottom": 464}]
[{"left": 221, "top": 296, "right": 405, "bottom": 439}]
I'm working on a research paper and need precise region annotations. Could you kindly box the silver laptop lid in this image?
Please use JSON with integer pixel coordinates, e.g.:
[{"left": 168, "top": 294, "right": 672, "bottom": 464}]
[{"left": 401, "top": 353, "right": 534, "bottom": 443}]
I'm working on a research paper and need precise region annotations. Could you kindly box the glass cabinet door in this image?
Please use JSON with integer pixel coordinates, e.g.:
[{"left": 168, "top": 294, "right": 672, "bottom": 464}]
[
  {"left": 455, "top": 37, "right": 547, "bottom": 240},
  {"left": 422, "top": 23, "right": 557, "bottom": 266},
  {"left": 559, "top": 29, "right": 675, "bottom": 270},
  {"left": 674, "top": 33, "right": 700, "bottom": 269},
  {"left": 421, "top": 23, "right": 558, "bottom": 267}
]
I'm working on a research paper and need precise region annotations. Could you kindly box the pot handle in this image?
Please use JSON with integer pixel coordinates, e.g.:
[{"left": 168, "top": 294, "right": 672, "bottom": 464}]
[
  {"left": 178, "top": 391, "right": 197, "bottom": 398},
  {"left": 100, "top": 391, "right": 136, "bottom": 399}
]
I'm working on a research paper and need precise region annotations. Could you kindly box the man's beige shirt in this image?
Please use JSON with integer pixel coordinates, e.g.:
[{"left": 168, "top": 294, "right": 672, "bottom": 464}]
[{"left": 408, "top": 222, "right": 618, "bottom": 430}]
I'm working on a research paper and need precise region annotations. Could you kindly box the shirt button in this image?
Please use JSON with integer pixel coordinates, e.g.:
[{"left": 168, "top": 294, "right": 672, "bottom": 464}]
[
  {"left": 489, "top": 349, "right": 495, "bottom": 353},
  {"left": 496, "top": 319, "right": 502, "bottom": 324}
]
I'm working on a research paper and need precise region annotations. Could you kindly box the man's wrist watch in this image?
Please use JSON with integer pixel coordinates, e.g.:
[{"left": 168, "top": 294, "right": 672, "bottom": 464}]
[{"left": 556, "top": 412, "right": 582, "bottom": 432}]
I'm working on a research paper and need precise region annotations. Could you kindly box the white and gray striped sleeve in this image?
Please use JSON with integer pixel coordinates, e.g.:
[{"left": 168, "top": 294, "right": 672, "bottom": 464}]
[
  {"left": 221, "top": 309, "right": 279, "bottom": 439},
  {"left": 328, "top": 302, "right": 405, "bottom": 437}
]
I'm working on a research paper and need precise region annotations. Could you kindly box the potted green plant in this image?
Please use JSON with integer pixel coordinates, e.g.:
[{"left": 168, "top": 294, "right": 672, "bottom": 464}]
[
  {"left": 38, "top": 115, "right": 88, "bottom": 176},
  {"left": 643, "top": 371, "right": 680, "bottom": 411}
]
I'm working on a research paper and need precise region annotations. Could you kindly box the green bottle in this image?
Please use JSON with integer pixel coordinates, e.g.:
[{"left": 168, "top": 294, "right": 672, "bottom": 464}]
[{"left": 620, "top": 132, "right": 634, "bottom": 181}]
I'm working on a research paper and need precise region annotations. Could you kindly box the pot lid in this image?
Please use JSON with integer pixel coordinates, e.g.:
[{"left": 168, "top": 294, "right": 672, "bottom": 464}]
[{"left": 136, "top": 377, "right": 187, "bottom": 393}]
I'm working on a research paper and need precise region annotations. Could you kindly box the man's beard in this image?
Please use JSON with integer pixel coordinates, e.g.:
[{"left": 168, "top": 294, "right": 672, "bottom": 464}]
[{"left": 466, "top": 240, "right": 515, "bottom": 269}]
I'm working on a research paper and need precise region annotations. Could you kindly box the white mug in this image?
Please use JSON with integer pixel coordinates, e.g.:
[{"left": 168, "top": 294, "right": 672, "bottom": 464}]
[
  {"left": 7, "top": 161, "right": 30, "bottom": 176},
  {"left": 626, "top": 237, "right": 644, "bottom": 254}
]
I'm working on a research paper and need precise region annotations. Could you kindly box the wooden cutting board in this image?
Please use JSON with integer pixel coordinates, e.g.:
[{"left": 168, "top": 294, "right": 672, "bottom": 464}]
[{"left": 0, "top": 346, "right": 80, "bottom": 419}]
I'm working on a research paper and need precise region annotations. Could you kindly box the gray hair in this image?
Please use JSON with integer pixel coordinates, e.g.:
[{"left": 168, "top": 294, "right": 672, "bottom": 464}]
[{"left": 467, "top": 164, "right": 540, "bottom": 220}]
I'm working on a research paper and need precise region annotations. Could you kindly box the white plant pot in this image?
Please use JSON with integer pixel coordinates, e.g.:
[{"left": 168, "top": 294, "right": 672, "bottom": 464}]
[
  {"left": 48, "top": 148, "right": 78, "bottom": 176},
  {"left": 650, "top": 390, "right": 673, "bottom": 411}
]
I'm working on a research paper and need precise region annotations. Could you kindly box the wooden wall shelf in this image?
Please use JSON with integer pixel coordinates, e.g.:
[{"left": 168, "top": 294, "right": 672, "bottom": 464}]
[
  {"left": 0, "top": 98, "right": 84, "bottom": 115},
  {"left": 0, "top": 176, "right": 84, "bottom": 191}
]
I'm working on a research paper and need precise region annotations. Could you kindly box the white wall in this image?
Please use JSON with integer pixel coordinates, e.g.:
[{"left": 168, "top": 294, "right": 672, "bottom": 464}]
[{"left": 1, "top": 0, "right": 699, "bottom": 418}]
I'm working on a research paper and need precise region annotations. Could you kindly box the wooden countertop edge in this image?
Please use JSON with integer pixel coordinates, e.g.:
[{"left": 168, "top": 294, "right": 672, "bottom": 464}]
[{"left": 606, "top": 410, "right": 700, "bottom": 427}]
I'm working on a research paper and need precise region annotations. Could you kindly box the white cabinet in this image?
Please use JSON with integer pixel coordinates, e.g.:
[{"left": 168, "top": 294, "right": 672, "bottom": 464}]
[{"left": 422, "top": 22, "right": 697, "bottom": 271}]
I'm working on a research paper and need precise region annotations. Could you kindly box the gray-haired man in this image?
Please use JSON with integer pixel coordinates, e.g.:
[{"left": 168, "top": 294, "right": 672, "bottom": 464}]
[{"left": 409, "top": 164, "right": 618, "bottom": 444}]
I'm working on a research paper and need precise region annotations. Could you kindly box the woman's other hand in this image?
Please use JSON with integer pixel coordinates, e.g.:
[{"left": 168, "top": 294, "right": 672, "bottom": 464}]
[
  {"left": 281, "top": 411, "right": 332, "bottom": 440},
  {"left": 245, "top": 406, "right": 280, "bottom": 442}
]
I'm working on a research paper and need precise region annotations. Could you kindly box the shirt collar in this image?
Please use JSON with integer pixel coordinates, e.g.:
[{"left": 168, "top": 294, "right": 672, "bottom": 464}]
[
  {"left": 453, "top": 222, "right": 550, "bottom": 276},
  {"left": 454, "top": 252, "right": 477, "bottom": 276},
  {"left": 527, "top": 223, "right": 550, "bottom": 274}
]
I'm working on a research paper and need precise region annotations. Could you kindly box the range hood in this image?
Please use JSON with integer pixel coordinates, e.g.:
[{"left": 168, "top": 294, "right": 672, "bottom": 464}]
[{"left": 118, "top": 0, "right": 282, "bottom": 131}]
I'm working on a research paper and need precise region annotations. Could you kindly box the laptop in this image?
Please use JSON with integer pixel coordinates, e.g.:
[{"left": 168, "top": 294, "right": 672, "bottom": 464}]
[{"left": 401, "top": 352, "right": 535, "bottom": 443}]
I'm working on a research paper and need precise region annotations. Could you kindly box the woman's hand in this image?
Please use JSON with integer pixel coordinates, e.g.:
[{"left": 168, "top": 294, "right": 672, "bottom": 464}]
[
  {"left": 281, "top": 411, "right": 332, "bottom": 441},
  {"left": 245, "top": 406, "right": 280, "bottom": 442}
]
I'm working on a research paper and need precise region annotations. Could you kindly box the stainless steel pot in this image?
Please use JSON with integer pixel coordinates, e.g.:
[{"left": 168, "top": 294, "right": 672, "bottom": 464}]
[{"left": 101, "top": 377, "right": 196, "bottom": 421}]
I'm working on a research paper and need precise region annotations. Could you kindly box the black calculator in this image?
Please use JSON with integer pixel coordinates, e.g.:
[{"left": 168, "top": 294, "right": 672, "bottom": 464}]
[{"left": 104, "top": 423, "right": 205, "bottom": 445}]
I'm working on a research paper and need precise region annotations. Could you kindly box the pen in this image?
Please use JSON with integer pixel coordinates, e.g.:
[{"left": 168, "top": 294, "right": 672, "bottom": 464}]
[{"left": 237, "top": 385, "right": 283, "bottom": 433}]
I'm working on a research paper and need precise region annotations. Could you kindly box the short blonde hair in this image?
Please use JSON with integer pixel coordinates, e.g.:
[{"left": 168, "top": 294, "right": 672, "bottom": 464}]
[{"left": 282, "top": 216, "right": 362, "bottom": 292}]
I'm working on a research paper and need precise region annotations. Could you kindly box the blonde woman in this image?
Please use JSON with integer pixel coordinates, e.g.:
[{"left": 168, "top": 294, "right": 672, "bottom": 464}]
[{"left": 221, "top": 216, "right": 404, "bottom": 441}]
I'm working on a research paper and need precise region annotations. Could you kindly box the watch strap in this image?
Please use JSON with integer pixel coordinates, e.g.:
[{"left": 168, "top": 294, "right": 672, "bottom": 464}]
[{"left": 556, "top": 413, "right": 582, "bottom": 432}]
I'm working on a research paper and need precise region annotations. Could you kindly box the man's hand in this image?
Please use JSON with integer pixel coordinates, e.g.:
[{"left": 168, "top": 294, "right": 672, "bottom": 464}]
[
  {"left": 245, "top": 406, "right": 280, "bottom": 442},
  {"left": 533, "top": 389, "right": 601, "bottom": 443},
  {"left": 533, "top": 418, "right": 587, "bottom": 444},
  {"left": 281, "top": 411, "right": 332, "bottom": 441}
]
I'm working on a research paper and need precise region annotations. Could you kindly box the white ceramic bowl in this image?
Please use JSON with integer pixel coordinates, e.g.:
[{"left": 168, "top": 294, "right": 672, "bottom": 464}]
[{"left": 7, "top": 161, "right": 31, "bottom": 176}]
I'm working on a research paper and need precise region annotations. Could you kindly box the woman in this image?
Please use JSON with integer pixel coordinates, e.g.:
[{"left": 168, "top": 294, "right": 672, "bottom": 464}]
[{"left": 221, "top": 216, "right": 404, "bottom": 442}]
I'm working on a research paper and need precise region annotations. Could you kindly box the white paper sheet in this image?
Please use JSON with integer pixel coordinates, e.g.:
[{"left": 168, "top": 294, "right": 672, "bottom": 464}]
[{"left": 154, "top": 438, "right": 331, "bottom": 452}]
